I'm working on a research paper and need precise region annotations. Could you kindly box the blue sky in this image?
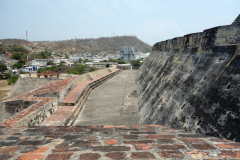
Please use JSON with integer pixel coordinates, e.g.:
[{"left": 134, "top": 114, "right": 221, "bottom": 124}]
[{"left": 0, "top": 0, "right": 239, "bottom": 45}]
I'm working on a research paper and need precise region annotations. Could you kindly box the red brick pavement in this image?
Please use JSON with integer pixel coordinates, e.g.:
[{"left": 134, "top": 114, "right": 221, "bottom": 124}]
[
  {"left": 0, "top": 125, "right": 239, "bottom": 159},
  {"left": 42, "top": 69, "right": 121, "bottom": 126}
]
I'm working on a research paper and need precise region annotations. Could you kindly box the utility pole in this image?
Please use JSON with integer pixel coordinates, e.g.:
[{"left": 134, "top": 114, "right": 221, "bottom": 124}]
[{"left": 26, "top": 31, "right": 30, "bottom": 61}]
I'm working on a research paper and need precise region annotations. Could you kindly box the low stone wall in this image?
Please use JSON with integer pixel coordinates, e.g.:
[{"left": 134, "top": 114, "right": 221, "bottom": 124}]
[
  {"left": 10, "top": 68, "right": 115, "bottom": 98},
  {"left": 87, "top": 67, "right": 113, "bottom": 78},
  {"left": 0, "top": 100, "right": 37, "bottom": 124},
  {"left": 16, "top": 98, "right": 58, "bottom": 126},
  {"left": 136, "top": 15, "right": 240, "bottom": 141},
  {"left": 0, "top": 67, "right": 119, "bottom": 127},
  {"left": 9, "top": 77, "right": 60, "bottom": 97}
]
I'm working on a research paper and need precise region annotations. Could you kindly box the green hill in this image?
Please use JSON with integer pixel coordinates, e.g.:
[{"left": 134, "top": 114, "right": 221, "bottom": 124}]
[{"left": 0, "top": 36, "right": 151, "bottom": 54}]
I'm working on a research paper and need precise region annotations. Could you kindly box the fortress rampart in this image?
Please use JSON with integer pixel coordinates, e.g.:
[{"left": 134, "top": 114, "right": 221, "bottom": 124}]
[
  {"left": 0, "top": 67, "right": 121, "bottom": 126},
  {"left": 135, "top": 15, "right": 240, "bottom": 141}
]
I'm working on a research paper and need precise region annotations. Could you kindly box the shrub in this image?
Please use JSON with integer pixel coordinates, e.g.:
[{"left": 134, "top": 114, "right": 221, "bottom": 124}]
[
  {"left": 12, "top": 63, "right": 23, "bottom": 69},
  {"left": 73, "top": 65, "right": 87, "bottom": 74},
  {"left": 46, "top": 61, "right": 55, "bottom": 65},
  {"left": 89, "top": 67, "right": 97, "bottom": 72},
  {"left": 40, "top": 51, "right": 51, "bottom": 59},
  {"left": 131, "top": 60, "right": 141, "bottom": 67},
  {"left": 7, "top": 75, "right": 19, "bottom": 85},
  {"left": 66, "top": 70, "right": 79, "bottom": 75},
  {"left": 37, "top": 66, "right": 57, "bottom": 73}
]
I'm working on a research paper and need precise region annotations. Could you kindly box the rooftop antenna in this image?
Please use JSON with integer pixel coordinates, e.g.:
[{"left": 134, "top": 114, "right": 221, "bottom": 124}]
[{"left": 26, "top": 31, "right": 30, "bottom": 61}]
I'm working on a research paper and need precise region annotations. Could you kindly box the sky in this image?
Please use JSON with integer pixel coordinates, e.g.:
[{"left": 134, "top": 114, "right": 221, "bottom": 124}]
[{"left": 0, "top": 0, "right": 239, "bottom": 46}]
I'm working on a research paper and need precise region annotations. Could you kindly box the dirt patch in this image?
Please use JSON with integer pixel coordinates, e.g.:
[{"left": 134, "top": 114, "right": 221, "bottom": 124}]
[
  {"left": 0, "top": 80, "right": 13, "bottom": 102},
  {"left": 129, "top": 89, "right": 137, "bottom": 97}
]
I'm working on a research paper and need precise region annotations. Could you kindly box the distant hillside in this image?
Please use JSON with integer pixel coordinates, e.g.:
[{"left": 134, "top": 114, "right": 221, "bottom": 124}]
[{"left": 0, "top": 36, "right": 151, "bottom": 54}]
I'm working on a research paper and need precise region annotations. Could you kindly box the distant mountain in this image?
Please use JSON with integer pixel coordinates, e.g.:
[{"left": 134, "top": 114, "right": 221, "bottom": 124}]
[{"left": 0, "top": 36, "right": 152, "bottom": 54}]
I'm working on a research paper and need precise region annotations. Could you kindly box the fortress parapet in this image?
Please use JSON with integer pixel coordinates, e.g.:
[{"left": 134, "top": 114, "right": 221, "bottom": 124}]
[{"left": 136, "top": 14, "right": 240, "bottom": 141}]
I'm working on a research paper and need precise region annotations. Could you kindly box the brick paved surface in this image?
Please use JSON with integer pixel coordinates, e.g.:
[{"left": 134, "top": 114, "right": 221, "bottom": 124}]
[
  {"left": 0, "top": 125, "right": 240, "bottom": 159},
  {"left": 1, "top": 69, "right": 240, "bottom": 159},
  {"left": 73, "top": 70, "right": 139, "bottom": 126},
  {"left": 1, "top": 76, "right": 77, "bottom": 127},
  {"left": 41, "top": 70, "right": 121, "bottom": 126},
  {"left": 41, "top": 105, "right": 76, "bottom": 126},
  {"left": 61, "top": 81, "right": 90, "bottom": 105}
]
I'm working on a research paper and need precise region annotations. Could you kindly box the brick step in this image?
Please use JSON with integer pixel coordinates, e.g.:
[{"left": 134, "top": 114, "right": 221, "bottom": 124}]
[
  {"left": 64, "top": 70, "right": 122, "bottom": 125},
  {"left": 89, "top": 70, "right": 121, "bottom": 89},
  {"left": 60, "top": 82, "right": 91, "bottom": 106},
  {"left": 65, "top": 88, "right": 91, "bottom": 126},
  {"left": 65, "top": 70, "right": 122, "bottom": 125},
  {"left": 61, "top": 70, "right": 121, "bottom": 106},
  {"left": 41, "top": 69, "right": 121, "bottom": 126},
  {"left": 41, "top": 88, "right": 91, "bottom": 126}
]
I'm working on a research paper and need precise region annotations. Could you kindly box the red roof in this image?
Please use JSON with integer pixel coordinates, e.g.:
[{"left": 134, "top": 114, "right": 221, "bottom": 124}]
[{"left": 36, "top": 70, "right": 60, "bottom": 76}]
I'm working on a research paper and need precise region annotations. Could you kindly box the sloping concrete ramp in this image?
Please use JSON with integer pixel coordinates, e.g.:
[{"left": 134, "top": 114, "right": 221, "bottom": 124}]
[{"left": 73, "top": 70, "right": 140, "bottom": 126}]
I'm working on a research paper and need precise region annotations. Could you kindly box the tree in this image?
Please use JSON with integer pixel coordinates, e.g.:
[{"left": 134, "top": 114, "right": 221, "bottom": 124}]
[
  {"left": 8, "top": 45, "right": 26, "bottom": 53},
  {"left": 12, "top": 63, "right": 23, "bottom": 69},
  {"left": 65, "top": 55, "right": 69, "bottom": 59},
  {"left": 131, "top": 60, "right": 141, "bottom": 67},
  {"left": 0, "top": 44, "right": 7, "bottom": 55},
  {"left": 46, "top": 61, "right": 55, "bottom": 65},
  {"left": 12, "top": 53, "right": 22, "bottom": 60},
  {"left": 109, "top": 59, "right": 126, "bottom": 64},
  {"left": 59, "top": 61, "right": 66, "bottom": 66},
  {"left": 0, "top": 64, "right": 7, "bottom": 73},
  {"left": 79, "top": 58, "right": 83, "bottom": 63},
  {"left": 40, "top": 51, "right": 51, "bottom": 59},
  {"left": 37, "top": 66, "right": 56, "bottom": 73},
  {"left": 18, "top": 59, "right": 26, "bottom": 65}
]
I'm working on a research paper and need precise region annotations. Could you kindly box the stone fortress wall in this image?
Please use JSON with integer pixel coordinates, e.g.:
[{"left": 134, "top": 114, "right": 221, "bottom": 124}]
[{"left": 135, "top": 14, "right": 240, "bottom": 141}]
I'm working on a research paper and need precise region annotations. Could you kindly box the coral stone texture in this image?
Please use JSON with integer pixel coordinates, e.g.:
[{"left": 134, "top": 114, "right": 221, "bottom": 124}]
[
  {"left": 135, "top": 14, "right": 240, "bottom": 141},
  {"left": 0, "top": 125, "right": 240, "bottom": 159}
]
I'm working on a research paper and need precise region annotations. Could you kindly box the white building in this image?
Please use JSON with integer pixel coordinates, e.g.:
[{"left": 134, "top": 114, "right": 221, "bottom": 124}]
[{"left": 120, "top": 46, "right": 134, "bottom": 62}]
